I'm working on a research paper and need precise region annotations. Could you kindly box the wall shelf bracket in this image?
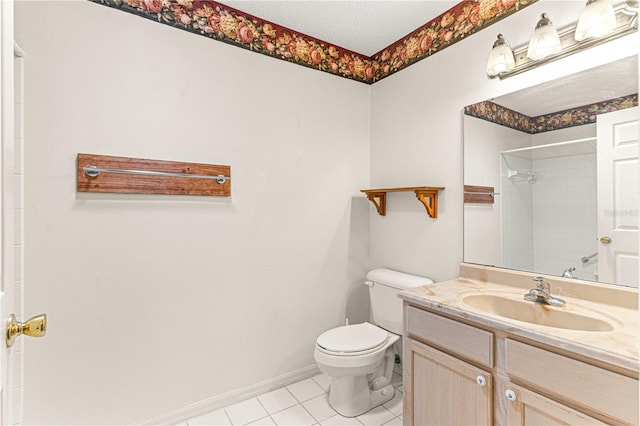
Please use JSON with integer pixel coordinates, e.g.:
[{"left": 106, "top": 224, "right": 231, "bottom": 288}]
[
  {"left": 361, "top": 186, "right": 444, "bottom": 218},
  {"left": 365, "top": 191, "right": 387, "bottom": 216},
  {"left": 414, "top": 189, "right": 439, "bottom": 218}
]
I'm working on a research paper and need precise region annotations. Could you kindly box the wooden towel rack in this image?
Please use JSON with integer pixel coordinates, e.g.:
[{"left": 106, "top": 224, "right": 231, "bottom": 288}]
[
  {"left": 77, "top": 153, "right": 231, "bottom": 196},
  {"left": 463, "top": 185, "right": 496, "bottom": 204}
]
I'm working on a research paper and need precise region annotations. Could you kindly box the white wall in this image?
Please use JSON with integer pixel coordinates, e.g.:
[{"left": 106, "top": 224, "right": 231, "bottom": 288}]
[
  {"left": 369, "top": 0, "right": 639, "bottom": 283},
  {"left": 463, "top": 115, "right": 531, "bottom": 267},
  {"left": 15, "top": 2, "right": 370, "bottom": 424},
  {"left": 14, "top": 0, "right": 640, "bottom": 424}
]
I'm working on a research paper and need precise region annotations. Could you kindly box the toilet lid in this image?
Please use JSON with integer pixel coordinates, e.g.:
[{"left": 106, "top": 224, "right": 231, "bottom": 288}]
[{"left": 316, "top": 322, "right": 389, "bottom": 353}]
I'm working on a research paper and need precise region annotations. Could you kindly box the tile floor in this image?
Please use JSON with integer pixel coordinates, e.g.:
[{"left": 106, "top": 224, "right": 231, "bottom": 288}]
[{"left": 181, "top": 372, "right": 404, "bottom": 426}]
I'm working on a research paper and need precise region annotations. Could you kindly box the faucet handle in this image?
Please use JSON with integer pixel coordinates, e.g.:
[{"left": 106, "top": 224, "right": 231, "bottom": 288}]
[
  {"left": 526, "top": 276, "right": 565, "bottom": 306},
  {"left": 532, "top": 276, "right": 550, "bottom": 292}
]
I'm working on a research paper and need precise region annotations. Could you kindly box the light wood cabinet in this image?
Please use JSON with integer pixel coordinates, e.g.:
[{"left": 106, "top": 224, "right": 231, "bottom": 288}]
[
  {"left": 505, "top": 339, "right": 638, "bottom": 424},
  {"left": 504, "top": 382, "right": 607, "bottom": 425},
  {"left": 403, "top": 303, "right": 639, "bottom": 425},
  {"left": 405, "top": 338, "right": 492, "bottom": 425}
]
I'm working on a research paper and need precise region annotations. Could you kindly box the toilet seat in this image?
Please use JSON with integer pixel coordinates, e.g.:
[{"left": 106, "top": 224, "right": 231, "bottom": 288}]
[{"left": 316, "top": 322, "right": 390, "bottom": 356}]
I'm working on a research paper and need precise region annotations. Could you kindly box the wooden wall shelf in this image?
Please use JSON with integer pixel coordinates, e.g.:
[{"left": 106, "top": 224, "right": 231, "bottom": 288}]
[
  {"left": 361, "top": 186, "right": 445, "bottom": 218},
  {"left": 77, "top": 153, "right": 231, "bottom": 196}
]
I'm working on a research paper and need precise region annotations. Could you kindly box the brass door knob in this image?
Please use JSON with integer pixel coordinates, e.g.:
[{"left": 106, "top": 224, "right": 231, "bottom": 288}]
[
  {"left": 6, "top": 313, "right": 47, "bottom": 348},
  {"left": 600, "top": 236, "right": 612, "bottom": 245}
]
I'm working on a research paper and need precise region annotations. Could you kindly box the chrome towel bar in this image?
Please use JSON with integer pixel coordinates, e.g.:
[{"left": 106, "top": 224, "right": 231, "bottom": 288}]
[
  {"left": 463, "top": 191, "right": 500, "bottom": 196},
  {"left": 83, "top": 165, "right": 230, "bottom": 184}
]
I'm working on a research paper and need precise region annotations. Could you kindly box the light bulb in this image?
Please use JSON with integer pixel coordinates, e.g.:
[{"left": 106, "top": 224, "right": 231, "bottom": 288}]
[
  {"left": 575, "top": 0, "right": 616, "bottom": 41},
  {"left": 486, "top": 34, "right": 515, "bottom": 77},
  {"left": 527, "top": 13, "right": 561, "bottom": 61}
]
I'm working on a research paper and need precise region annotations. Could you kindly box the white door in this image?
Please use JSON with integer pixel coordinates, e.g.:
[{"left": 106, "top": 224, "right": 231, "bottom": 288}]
[
  {"left": 597, "top": 107, "right": 639, "bottom": 287},
  {"left": 1, "top": 2, "right": 46, "bottom": 424},
  {"left": 1, "top": 0, "right": 16, "bottom": 422}
]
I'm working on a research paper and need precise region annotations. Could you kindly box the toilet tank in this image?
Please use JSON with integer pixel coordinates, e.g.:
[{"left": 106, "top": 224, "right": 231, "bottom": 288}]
[{"left": 366, "top": 268, "right": 433, "bottom": 334}]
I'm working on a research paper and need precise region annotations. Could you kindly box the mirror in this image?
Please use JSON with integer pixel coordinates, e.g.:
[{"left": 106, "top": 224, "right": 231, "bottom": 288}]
[{"left": 464, "top": 55, "right": 638, "bottom": 287}]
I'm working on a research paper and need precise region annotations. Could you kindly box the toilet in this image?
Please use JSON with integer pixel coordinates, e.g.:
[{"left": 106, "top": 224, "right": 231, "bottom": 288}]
[{"left": 314, "top": 268, "right": 433, "bottom": 417}]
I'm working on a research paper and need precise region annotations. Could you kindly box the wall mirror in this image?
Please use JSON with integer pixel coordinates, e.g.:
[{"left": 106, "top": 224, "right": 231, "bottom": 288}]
[{"left": 463, "top": 55, "right": 639, "bottom": 288}]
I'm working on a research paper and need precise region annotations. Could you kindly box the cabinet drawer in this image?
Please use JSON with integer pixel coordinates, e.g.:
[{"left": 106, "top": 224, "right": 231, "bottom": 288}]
[
  {"left": 406, "top": 306, "right": 493, "bottom": 367},
  {"left": 505, "top": 339, "right": 638, "bottom": 425}
]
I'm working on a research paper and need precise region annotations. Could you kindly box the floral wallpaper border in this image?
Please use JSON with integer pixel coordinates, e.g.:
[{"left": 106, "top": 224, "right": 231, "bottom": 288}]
[
  {"left": 371, "top": 0, "right": 535, "bottom": 81},
  {"left": 88, "top": 0, "right": 537, "bottom": 84},
  {"left": 464, "top": 94, "right": 639, "bottom": 134}
]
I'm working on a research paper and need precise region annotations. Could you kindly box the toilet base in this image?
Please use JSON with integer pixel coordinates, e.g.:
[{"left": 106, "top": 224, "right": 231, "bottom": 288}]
[
  {"left": 327, "top": 375, "right": 396, "bottom": 418},
  {"left": 369, "top": 383, "right": 396, "bottom": 412}
]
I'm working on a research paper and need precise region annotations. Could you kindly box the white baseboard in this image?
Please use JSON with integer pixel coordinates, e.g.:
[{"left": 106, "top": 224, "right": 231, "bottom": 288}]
[{"left": 132, "top": 364, "right": 320, "bottom": 426}]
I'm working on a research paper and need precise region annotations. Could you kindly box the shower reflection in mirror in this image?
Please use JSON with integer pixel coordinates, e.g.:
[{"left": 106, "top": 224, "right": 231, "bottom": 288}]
[{"left": 464, "top": 55, "right": 638, "bottom": 288}]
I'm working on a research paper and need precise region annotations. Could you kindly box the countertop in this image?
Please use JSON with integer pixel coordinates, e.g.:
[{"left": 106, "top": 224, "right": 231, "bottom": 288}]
[{"left": 399, "top": 264, "right": 639, "bottom": 373}]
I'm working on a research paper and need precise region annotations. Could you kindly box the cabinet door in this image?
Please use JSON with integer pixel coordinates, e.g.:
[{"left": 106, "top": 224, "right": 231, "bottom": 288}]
[
  {"left": 405, "top": 338, "right": 492, "bottom": 425},
  {"left": 505, "top": 382, "right": 608, "bottom": 425},
  {"left": 505, "top": 338, "right": 638, "bottom": 424}
]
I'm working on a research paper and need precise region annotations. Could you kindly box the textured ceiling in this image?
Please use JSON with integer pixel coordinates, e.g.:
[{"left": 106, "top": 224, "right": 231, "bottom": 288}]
[
  {"left": 216, "top": 1, "right": 637, "bottom": 108},
  {"left": 494, "top": 55, "right": 639, "bottom": 116},
  {"left": 218, "top": 1, "right": 459, "bottom": 56}
]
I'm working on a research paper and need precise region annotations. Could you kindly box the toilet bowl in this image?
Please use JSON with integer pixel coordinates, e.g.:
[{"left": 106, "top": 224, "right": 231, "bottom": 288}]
[
  {"left": 314, "top": 322, "right": 399, "bottom": 417},
  {"left": 314, "top": 268, "right": 433, "bottom": 417}
]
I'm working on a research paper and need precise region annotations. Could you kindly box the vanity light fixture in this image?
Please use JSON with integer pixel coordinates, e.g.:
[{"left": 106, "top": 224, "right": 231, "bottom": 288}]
[
  {"left": 487, "top": 0, "right": 638, "bottom": 79},
  {"left": 575, "top": 0, "right": 617, "bottom": 41},
  {"left": 486, "top": 34, "right": 516, "bottom": 77},
  {"left": 527, "top": 13, "right": 562, "bottom": 60}
]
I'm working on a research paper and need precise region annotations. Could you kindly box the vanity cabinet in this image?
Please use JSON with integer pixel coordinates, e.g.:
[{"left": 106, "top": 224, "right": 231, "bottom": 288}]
[
  {"left": 406, "top": 338, "right": 492, "bottom": 425},
  {"left": 403, "top": 306, "right": 494, "bottom": 425},
  {"left": 403, "top": 304, "right": 639, "bottom": 425},
  {"left": 504, "top": 338, "right": 638, "bottom": 425}
]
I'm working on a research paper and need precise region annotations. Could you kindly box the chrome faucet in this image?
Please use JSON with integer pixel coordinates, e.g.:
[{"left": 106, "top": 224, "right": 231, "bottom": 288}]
[
  {"left": 524, "top": 276, "right": 565, "bottom": 306},
  {"left": 561, "top": 267, "right": 575, "bottom": 278}
]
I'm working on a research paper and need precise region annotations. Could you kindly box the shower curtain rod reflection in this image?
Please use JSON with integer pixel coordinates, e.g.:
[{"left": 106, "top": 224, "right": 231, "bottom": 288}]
[{"left": 83, "top": 165, "right": 231, "bottom": 184}]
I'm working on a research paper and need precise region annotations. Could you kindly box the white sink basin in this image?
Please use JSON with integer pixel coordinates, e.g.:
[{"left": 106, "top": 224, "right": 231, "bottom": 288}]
[{"left": 462, "top": 294, "right": 615, "bottom": 332}]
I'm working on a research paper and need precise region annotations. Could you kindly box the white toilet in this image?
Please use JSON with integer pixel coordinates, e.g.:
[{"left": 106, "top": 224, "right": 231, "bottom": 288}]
[{"left": 314, "top": 268, "right": 433, "bottom": 417}]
